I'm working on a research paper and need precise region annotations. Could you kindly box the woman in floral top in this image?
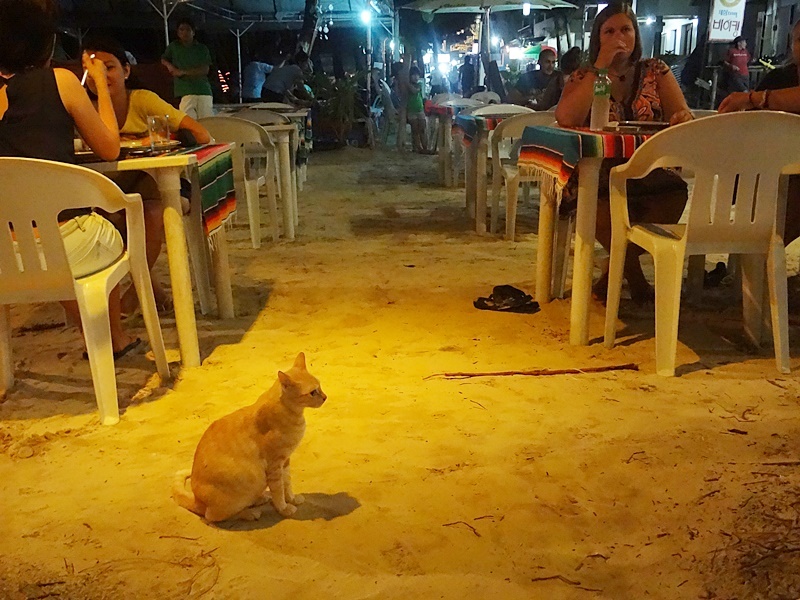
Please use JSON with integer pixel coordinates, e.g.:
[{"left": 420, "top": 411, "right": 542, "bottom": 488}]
[{"left": 556, "top": 3, "right": 694, "bottom": 303}]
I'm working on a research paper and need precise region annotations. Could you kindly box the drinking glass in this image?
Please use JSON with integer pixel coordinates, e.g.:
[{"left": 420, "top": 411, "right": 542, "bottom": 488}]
[{"left": 146, "top": 115, "right": 170, "bottom": 151}]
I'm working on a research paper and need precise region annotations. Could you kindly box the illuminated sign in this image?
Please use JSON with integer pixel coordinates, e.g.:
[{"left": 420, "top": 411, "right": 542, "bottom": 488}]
[{"left": 709, "top": 0, "right": 745, "bottom": 41}]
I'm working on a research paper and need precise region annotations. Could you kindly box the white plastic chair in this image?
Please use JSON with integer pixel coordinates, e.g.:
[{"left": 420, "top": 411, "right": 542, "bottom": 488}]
[
  {"left": 468, "top": 104, "right": 535, "bottom": 117},
  {"left": 234, "top": 110, "right": 298, "bottom": 236},
  {"left": 456, "top": 104, "right": 538, "bottom": 224},
  {"left": 200, "top": 116, "right": 280, "bottom": 246},
  {"left": 0, "top": 157, "right": 170, "bottom": 424},
  {"left": 603, "top": 111, "right": 800, "bottom": 376},
  {"left": 249, "top": 102, "right": 296, "bottom": 111},
  {"left": 470, "top": 91, "right": 502, "bottom": 104},
  {"left": 234, "top": 109, "right": 291, "bottom": 126},
  {"left": 378, "top": 80, "right": 401, "bottom": 145},
  {"left": 491, "top": 112, "right": 558, "bottom": 239}
]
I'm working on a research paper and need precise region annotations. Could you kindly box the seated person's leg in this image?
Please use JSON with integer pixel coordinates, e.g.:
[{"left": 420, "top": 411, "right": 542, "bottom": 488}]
[{"left": 59, "top": 214, "right": 134, "bottom": 354}]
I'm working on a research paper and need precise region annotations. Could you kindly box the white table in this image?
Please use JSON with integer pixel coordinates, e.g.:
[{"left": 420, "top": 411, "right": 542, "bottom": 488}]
[{"left": 85, "top": 146, "right": 236, "bottom": 367}]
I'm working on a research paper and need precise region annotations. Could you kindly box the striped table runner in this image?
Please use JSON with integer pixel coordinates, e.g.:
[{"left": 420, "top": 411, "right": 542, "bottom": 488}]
[
  {"left": 517, "top": 126, "right": 652, "bottom": 200},
  {"left": 174, "top": 144, "right": 237, "bottom": 238}
]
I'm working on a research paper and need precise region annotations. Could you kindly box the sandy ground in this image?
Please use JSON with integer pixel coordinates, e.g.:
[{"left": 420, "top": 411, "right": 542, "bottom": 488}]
[{"left": 2, "top": 147, "right": 800, "bottom": 600}]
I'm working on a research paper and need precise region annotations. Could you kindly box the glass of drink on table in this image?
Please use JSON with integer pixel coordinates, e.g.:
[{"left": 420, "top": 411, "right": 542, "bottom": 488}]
[{"left": 146, "top": 115, "right": 170, "bottom": 152}]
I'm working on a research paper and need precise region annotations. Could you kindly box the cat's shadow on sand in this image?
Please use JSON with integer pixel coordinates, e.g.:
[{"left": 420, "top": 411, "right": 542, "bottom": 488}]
[{"left": 219, "top": 492, "right": 360, "bottom": 531}]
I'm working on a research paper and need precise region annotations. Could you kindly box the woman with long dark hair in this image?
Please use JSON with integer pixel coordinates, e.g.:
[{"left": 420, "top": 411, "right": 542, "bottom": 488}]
[{"left": 0, "top": 0, "right": 141, "bottom": 358}]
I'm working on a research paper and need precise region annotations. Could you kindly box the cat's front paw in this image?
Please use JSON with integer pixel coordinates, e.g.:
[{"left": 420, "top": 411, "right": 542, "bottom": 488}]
[
  {"left": 287, "top": 494, "right": 305, "bottom": 506},
  {"left": 276, "top": 503, "right": 297, "bottom": 518}
]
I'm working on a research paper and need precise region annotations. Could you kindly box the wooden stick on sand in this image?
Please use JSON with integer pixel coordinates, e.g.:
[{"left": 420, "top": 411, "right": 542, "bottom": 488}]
[{"left": 424, "top": 363, "right": 639, "bottom": 380}]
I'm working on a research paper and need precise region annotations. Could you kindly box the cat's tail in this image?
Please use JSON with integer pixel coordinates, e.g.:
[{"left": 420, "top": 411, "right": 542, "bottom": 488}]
[{"left": 171, "top": 469, "right": 205, "bottom": 517}]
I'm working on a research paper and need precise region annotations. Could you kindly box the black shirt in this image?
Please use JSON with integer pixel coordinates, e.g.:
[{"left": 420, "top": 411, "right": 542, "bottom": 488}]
[
  {"left": 516, "top": 69, "right": 558, "bottom": 95},
  {"left": 756, "top": 63, "right": 799, "bottom": 91},
  {"left": 0, "top": 68, "right": 75, "bottom": 164}
]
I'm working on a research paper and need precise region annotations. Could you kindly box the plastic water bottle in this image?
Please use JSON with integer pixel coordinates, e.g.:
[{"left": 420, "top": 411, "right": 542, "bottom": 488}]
[{"left": 590, "top": 69, "right": 611, "bottom": 131}]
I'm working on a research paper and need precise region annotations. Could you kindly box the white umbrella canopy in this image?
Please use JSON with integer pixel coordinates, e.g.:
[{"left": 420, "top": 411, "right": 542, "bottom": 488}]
[
  {"left": 402, "top": 0, "right": 575, "bottom": 13},
  {"left": 403, "top": 0, "right": 575, "bottom": 69}
]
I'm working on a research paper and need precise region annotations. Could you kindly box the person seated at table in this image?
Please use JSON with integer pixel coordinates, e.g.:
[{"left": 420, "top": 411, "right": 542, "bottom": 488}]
[
  {"left": 81, "top": 36, "right": 211, "bottom": 316},
  {"left": 555, "top": 2, "right": 694, "bottom": 303},
  {"left": 508, "top": 50, "right": 559, "bottom": 107},
  {"left": 538, "top": 46, "right": 582, "bottom": 111},
  {"left": 262, "top": 51, "right": 310, "bottom": 105},
  {"left": 0, "top": 0, "right": 141, "bottom": 359},
  {"left": 719, "top": 18, "right": 800, "bottom": 248}
]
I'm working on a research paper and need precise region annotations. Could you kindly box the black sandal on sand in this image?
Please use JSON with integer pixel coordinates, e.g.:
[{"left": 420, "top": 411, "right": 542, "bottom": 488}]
[
  {"left": 474, "top": 285, "right": 540, "bottom": 314},
  {"left": 82, "top": 338, "right": 142, "bottom": 361}
]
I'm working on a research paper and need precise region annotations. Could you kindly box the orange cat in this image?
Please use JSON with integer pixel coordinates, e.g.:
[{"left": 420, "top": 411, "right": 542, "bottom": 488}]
[{"left": 173, "top": 353, "right": 326, "bottom": 522}]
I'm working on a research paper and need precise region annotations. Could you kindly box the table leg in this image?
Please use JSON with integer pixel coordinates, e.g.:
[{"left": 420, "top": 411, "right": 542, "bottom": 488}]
[
  {"left": 535, "top": 185, "right": 556, "bottom": 304},
  {"left": 276, "top": 132, "right": 295, "bottom": 241},
  {"left": 437, "top": 116, "right": 446, "bottom": 184},
  {"left": 475, "top": 135, "right": 488, "bottom": 235},
  {"left": 1, "top": 305, "right": 12, "bottom": 394},
  {"left": 464, "top": 139, "right": 475, "bottom": 220},
  {"left": 570, "top": 157, "right": 602, "bottom": 346},
  {"left": 290, "top": 127, "right": 299, "bottom": 229},
  {"left": 443, "top": 117, "right": 453, "bottom": 188},
  {"left": 150, "top": 167, "right": 201, "bottom": 368},
  {"left": 184, "top": 167, "right": 214, "bottom": 315},
  {"left": 211, "top": 228, "right": 235, "bottom": 319}
]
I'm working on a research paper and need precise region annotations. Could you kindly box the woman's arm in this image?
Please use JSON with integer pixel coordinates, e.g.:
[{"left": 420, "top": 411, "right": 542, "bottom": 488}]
[
  {"left": 177, "top": 115, "right": 210, "bottom": 144},
  {"left": 719, "top": 86, "right": 800, "bottom": 112},
  {"left": 655, "top": 66, "right": 693, "bottom": 125},
  {"left": 55, "top": 58, "right": 119, "bottom": 161},
  {"left": 555, "top": 68, "right": 595, "bottom": 127}
]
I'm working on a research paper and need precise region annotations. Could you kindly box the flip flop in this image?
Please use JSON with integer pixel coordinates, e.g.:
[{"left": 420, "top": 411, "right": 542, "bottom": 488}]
[
  {"left": 474, "top": 285, "right": 540, "bottom": 314},
  {"left": 82, "top": 338, "right": 142, "bottom": 361}
]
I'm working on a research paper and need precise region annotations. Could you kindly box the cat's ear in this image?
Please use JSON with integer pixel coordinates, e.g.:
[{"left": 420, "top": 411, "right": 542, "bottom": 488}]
[
  {"left": 277, "top": 370, "right": 293, "bottom": 387},
  {"left": 293, "top": 352, "right": 307, "bottom": 370}
]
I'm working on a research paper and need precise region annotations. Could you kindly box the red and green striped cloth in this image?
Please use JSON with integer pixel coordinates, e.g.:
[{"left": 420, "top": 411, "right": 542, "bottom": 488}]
[
  {"left": 453, "top": 114, "right": 506, "bottom": 146},
  {"left": 173, "top": 144, "right": 236, "bottom": 238},
  {"left": 517, "top": 126, "right": 653, "bottom": 196}
]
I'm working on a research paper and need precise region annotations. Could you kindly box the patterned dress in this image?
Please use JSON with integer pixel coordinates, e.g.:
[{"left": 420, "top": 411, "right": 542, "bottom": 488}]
[{"left": 559, "top": 58, "right": 687, "bottom": 217}]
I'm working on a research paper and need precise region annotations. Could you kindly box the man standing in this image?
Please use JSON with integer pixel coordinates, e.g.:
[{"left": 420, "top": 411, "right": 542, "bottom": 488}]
[
  {"left": 459, "top": 55, "right": 475, "bottom": 97},
  {"left": 724, "top": 36, "right": 751, "bottom": 93},
  {"left": 161, "top": 18, "right": 213, "bottom": 119}
]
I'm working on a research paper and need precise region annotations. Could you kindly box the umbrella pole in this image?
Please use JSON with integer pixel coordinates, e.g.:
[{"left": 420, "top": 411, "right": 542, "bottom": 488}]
[{"left": 479, "top": 7, "right": 491, "bottom": 90}]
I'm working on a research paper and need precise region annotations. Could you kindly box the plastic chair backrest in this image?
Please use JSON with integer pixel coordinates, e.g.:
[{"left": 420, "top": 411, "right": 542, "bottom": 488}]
[
  {"left": 470, "top": 104, "right": 535, "bottom": 116},
  {"left": 432, "top": 93, "right": 459, "bottom": 105},
  {"left": 200, "top": 116, "right": 270, "bottom": 146},
  {"left": 249, "top": 102, "right": 295, "bottom": 111},
  {"left": 379, "top": 81, "right": 398, "bottom": 120},
  {"left": 235, "top": 109, "right": 291, "bottom": 126},
  {"left": 442, "top": 98, "right": 484, "bottom": 109},
  {"left": 491, "top": 112, "right": 558, "bottom": 154},
  {"left": 614, "top": 111, "right": 800, "bottom": 251},
  {"left": 0, "top": 158, "right": 130, "bottom": 303},
  {"left": 471, "top": 91, "right": 502, "bottom": 104}
]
